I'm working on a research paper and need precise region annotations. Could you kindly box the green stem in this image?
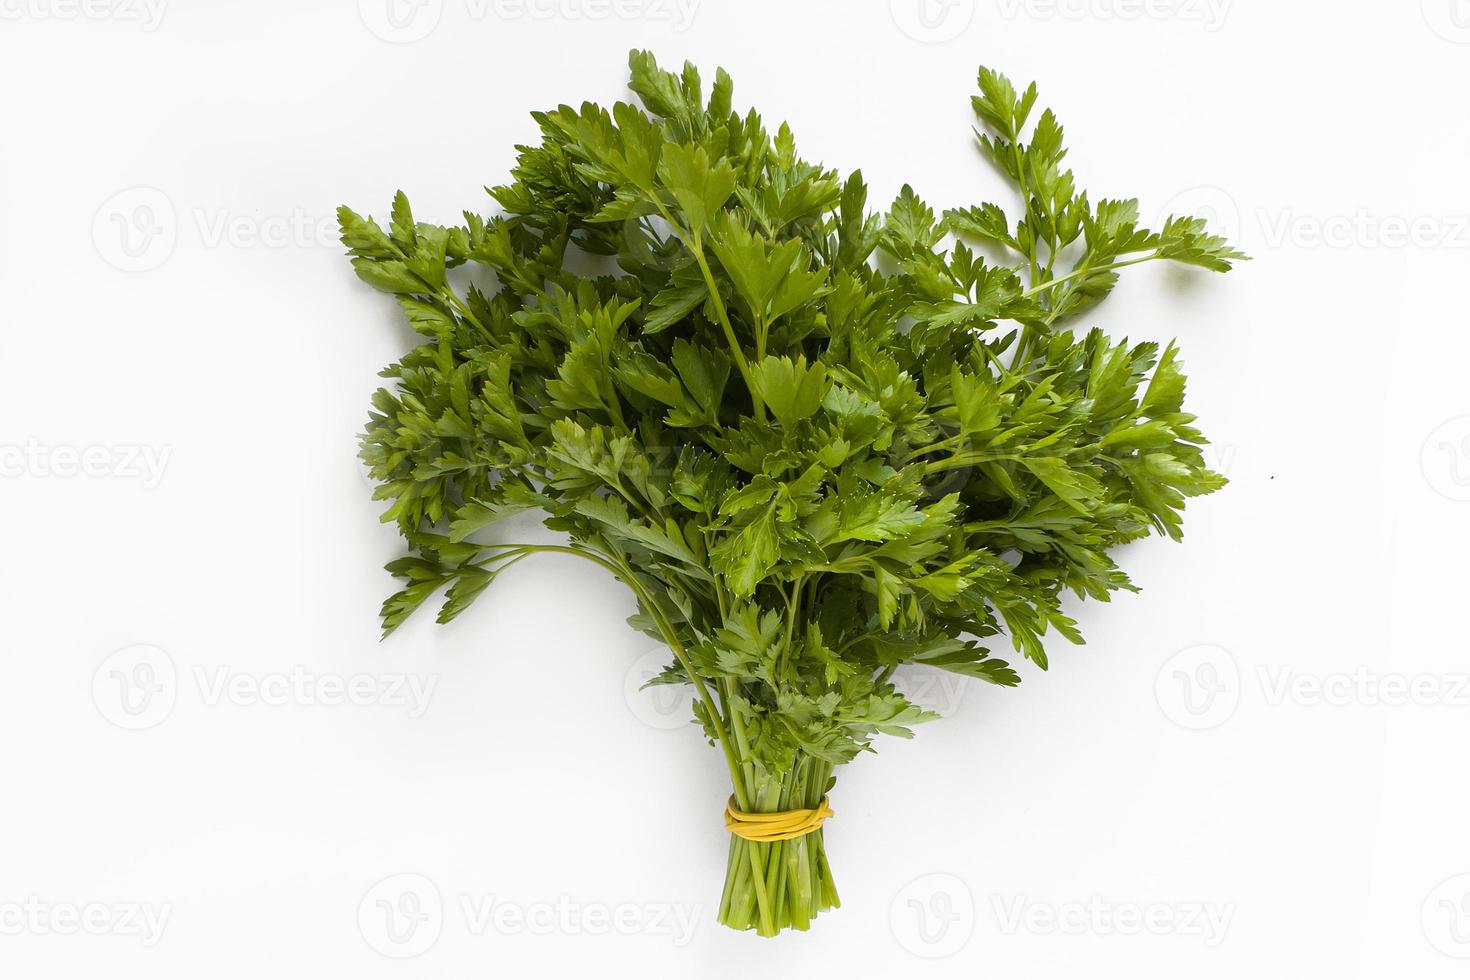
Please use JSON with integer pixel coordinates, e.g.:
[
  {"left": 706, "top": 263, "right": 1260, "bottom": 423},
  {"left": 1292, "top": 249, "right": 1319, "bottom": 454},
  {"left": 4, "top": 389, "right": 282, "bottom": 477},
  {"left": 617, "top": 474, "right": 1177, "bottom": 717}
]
[
  {"left": 918, "top": 451, "right": 1018, "bottom": 478},
  {"left": 1008, "top": 138, "right": 1041, "bottom": 286},
  {"left": 1014, "top": 250, "right": 1166, "bottom": 364},
  {"left": 689, "top": 242, "right": 766, "bottom": 423},
  {"left": 647, "top": 199, "right": 766, "bottom": 423},
  {"left": 1020, "top": 250, "right": 1162, "bottom": 300},
  {"left": 717, "top": 755, "right": 839, "bottom": 936}
]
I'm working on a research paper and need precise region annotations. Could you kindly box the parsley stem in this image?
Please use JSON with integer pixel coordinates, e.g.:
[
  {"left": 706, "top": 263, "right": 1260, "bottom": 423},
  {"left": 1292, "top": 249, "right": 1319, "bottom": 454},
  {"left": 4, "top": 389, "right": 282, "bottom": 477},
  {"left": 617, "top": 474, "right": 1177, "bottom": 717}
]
[
  {"left": 689, "top": 242, "right": 767, "bottom": 423},
  {"left": 1008, "top": 139, "right": 1042, "bottom": 285},
  {"left": 648, "top": 195, "right": 767, "bottom": 423},
  {"left": 1012, "top": 251, "right": 1163, "bottom": 363},
  {"left": 919, "top": 452, "right": 1017, "bottom": 477},
  {"left": 1020, "top": 249, "right": 1162, "bottom": 300}
]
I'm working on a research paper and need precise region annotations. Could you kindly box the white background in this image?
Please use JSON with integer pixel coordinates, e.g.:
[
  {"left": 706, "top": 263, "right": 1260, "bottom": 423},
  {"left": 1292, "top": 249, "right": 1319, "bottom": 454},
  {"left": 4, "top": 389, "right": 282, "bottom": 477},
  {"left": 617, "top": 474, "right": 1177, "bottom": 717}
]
[{"left": 1, "top": 0, "right": 1466, "bottom": 976}]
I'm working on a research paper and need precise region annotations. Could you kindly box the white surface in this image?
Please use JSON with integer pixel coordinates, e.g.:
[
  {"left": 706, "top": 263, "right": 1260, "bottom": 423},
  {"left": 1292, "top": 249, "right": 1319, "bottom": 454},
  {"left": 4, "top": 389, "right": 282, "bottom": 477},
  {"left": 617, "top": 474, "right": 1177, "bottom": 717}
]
[{"left": 1, "top": 1, "right": 1465, "bottom": 976}]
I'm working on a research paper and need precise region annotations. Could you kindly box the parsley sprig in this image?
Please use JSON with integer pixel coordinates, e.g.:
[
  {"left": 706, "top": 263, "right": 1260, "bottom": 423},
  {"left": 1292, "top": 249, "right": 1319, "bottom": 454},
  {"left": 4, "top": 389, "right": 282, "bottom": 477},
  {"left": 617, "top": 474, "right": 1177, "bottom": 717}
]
[{"left": 343, "top": 51, "right": 1242, "bottom": 936}]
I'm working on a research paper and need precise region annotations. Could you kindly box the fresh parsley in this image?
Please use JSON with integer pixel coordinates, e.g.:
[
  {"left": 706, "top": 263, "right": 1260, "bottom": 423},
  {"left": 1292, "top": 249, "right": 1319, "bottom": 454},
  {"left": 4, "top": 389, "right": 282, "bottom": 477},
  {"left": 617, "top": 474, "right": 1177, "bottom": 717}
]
[{"left": 343, "top": 51, "right": 1243, "bottom": 936}]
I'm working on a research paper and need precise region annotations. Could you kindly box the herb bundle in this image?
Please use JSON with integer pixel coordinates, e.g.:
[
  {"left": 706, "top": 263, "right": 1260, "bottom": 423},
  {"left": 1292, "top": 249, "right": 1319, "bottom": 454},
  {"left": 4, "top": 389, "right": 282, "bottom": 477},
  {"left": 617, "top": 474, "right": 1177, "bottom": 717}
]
[{"left": 344, "top": 52, "right": 1241, "bottom": 936}]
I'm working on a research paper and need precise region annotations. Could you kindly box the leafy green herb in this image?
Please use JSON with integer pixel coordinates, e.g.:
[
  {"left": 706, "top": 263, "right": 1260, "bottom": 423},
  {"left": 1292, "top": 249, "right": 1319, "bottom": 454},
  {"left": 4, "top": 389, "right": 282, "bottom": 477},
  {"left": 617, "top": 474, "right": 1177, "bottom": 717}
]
[{"left": 344, "top": 51, "right": 1242, "bottom": 936}]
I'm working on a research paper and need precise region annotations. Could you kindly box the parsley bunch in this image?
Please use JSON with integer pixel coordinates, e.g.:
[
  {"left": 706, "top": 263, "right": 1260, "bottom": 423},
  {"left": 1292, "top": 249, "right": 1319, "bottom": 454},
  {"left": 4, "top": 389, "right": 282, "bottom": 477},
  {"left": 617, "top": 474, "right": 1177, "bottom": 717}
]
[{"left": 344, "top": 52, "right": 1242, "bottom": 936}]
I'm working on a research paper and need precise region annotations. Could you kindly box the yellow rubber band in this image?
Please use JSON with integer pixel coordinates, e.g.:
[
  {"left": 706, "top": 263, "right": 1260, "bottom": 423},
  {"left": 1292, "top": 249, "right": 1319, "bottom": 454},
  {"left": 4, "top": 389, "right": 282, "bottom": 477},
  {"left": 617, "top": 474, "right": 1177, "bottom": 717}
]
[{"left": 724, "top": 796, "right": 834, "bottom": 843}]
